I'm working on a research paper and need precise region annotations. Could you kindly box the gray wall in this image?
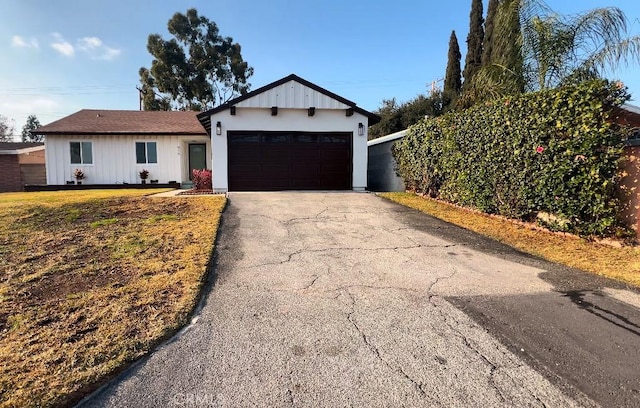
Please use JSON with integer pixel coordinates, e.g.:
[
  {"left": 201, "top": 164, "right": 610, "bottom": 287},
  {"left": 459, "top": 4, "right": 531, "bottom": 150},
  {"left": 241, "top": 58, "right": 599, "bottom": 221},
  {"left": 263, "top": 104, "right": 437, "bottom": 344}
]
[{"left": 367, "top": 140, "right": 405, "bottom": 192}]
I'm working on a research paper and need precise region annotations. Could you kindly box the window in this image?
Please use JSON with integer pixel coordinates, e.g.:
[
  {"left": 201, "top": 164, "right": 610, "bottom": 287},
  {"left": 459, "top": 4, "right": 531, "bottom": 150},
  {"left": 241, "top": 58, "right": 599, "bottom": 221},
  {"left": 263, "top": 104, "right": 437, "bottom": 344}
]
[
  {"left": 70, "top": 142, "right": 93, "bottom": 164},
  {"left": 136, "top": 142, "right": 158, "bottom": 164}
]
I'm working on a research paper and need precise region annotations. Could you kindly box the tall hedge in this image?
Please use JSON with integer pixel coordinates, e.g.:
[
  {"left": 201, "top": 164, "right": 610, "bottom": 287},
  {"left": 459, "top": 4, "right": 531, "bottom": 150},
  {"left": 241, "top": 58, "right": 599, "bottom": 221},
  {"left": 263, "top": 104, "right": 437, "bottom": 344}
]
[{"left": 392, "top": 80, "right": 630, "bottom": 237}]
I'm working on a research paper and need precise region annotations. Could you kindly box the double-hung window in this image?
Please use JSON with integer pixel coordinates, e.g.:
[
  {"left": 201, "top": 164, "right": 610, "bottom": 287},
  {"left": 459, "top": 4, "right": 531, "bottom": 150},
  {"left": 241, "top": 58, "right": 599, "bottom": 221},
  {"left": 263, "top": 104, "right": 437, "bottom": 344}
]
[
  {"left": 136, "top": 142, "right": 158, "bottom": 164},
  {"left": 70, "top": 142, "right": 93, "bottom": 164}
]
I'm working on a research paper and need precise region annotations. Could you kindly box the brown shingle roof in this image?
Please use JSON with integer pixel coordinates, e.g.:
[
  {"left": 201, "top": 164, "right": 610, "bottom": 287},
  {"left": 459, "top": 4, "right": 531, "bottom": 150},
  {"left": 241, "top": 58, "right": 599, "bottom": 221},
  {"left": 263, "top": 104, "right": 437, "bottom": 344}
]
[
  {"left": 36, "top": 109, "right": 207, "bottom": 135},
  {"left": 0, "top": 142, "right": 44, "bottom": 151}
]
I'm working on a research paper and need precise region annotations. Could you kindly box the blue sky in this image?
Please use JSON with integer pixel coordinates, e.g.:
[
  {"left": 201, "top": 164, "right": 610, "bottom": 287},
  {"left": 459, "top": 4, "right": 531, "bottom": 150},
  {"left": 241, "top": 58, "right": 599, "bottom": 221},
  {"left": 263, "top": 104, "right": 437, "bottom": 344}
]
[{"left": 1, "top": 0, "right": 639, "bottom": 137}]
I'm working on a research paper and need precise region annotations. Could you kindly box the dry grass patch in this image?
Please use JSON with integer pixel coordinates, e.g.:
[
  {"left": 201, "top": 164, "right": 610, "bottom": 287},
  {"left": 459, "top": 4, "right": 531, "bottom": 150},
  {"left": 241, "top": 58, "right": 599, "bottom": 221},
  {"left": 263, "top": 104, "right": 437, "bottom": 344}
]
[
  {"left": 0, "top": 190, "right": 225, "bottom": 408},
  {"left": 380, "top": 192, "right": 640, "bottom": 287}
]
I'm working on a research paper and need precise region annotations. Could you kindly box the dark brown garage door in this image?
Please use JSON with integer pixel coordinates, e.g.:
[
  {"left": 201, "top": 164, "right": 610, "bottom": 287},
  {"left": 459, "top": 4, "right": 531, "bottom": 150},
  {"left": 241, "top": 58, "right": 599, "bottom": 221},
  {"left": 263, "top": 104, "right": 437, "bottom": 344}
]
[{"left": 228, "top": 131, "right": 352, "bottom": 191}]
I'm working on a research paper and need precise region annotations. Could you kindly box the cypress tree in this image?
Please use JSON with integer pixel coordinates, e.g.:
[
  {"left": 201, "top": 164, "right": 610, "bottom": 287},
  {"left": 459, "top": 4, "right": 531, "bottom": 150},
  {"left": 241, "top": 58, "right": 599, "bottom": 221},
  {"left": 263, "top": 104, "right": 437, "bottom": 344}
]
[
  {"left": 482, "top": 0, "right": 499, "bottom": 66},
  {"left": 462, "top": 0, "right": 484, "bottom": 91},
  {"left": 493, "top": 0, "right": 525, "bottom": 93},
  {"left": 444, "top": 30, "right": 462, "bottom": 108}
]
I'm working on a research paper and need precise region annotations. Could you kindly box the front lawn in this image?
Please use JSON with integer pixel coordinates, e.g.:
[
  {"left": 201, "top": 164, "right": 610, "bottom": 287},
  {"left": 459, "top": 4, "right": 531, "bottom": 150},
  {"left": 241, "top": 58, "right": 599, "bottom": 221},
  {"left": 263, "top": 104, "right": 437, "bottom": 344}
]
[
  {"left": 0, "top": 190, "right": 226, "bottom": 408},
  {"left": 381, "top": 192, "right": 640, "bottom": 287}
]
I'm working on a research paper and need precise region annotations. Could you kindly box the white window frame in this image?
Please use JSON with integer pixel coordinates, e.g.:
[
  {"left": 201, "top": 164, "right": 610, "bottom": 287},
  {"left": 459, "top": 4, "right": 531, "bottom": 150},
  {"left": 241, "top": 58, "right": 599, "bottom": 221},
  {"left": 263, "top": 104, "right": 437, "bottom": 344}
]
[
  {"left": 135, "top": 141, "right": 158, "bottom": 164},
  {"left": 70, "top": 141, "right": 93, "bottom": 165}
]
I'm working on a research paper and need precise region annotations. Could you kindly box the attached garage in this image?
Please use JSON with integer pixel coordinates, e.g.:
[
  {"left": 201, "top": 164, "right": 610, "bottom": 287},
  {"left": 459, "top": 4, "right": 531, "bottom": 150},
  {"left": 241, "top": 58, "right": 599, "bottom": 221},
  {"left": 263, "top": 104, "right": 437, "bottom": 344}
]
[
  {"left": 228, "top": 131, "right": 352, "bottom": 191},
  {"left": 198, "top": 74, "right": 379, "bottom": 193}
]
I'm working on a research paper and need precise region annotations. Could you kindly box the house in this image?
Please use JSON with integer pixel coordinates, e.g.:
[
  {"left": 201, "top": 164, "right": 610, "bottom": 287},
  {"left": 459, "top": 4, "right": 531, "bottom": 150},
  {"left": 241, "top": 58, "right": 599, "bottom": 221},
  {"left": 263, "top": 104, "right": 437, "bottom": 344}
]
[
  {"left": 0, "top": 142, "right": 46, "bottom": 192},
  {"left": 197, "top": 74, "right": 379, "bottom": 192},
  {"left": 37, "top": 110, "right": 210, "bottom": 186},
  {"left": 367, "top": 129, "right": 407, "bottom": 192},
  {"left": 37, "top": 74, "right": 380, "bottom": 192},
  {"left": 616, "top": 103, "right": 640, "bottom": 238}
]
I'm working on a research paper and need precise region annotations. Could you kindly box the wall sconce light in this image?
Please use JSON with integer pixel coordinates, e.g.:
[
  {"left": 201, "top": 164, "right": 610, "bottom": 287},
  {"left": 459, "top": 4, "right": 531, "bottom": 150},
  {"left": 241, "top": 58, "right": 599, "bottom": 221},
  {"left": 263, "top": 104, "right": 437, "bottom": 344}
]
[
  {"left": 271, "top": 106, "right": 278, "bottom": 116},
  {"left": 230, "top": 106, "right": 236, "bottom": 115},
  {"left": 358, "top": 122, "right": 364, "bottom": 136},
  {"left": 308, "top": 107, "right": 315, "bottom": 117},
  {"left": 346, "top": 108, "right": 354, "bottom": 117},
  {"left": 215, "top": 121, "right": 222, "bottom": 135}
]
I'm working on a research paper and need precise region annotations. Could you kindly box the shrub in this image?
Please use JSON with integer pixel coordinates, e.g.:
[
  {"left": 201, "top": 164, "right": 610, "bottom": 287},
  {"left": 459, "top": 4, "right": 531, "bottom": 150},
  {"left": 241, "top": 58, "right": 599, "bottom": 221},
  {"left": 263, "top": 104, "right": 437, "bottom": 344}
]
[
  {"left": 192, "top": 169, "right": 212, "bottom": 190},
  {"left": 392, "top": 80, "right": 631, "bottom": 237}
]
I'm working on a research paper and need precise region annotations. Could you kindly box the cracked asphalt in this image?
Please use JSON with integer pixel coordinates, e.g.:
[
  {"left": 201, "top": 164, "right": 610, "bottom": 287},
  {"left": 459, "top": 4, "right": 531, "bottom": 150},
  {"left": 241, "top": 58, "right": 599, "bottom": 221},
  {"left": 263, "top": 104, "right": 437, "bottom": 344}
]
[{"left": 80, "top": 192, "right": 640, "bottom": 407}]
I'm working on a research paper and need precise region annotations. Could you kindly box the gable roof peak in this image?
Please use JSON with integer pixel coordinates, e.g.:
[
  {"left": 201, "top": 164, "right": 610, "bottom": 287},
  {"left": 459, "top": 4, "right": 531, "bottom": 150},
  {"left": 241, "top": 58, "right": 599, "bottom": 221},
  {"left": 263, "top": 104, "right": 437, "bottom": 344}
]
[{"left": 197, "top": 73, "right": 380, "bottom": 134}]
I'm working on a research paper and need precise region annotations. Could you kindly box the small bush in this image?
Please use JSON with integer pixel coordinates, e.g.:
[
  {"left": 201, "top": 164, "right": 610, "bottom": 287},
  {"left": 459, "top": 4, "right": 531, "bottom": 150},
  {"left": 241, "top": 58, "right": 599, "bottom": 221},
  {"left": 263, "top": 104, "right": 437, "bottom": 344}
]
[
  {"left": 192, "top": 169, "right": 212, "bottom": 191},
  {"left": 393, "top": 80, "right": 632, "bottom": 238}
]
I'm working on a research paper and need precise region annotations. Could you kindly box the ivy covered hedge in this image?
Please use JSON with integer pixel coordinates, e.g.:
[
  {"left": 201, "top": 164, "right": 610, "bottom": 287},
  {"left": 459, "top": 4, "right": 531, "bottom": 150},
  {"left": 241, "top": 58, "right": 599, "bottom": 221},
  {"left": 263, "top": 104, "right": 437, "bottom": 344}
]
[{"left": 392, "top": 80, "right": 631, "bottom": 237}]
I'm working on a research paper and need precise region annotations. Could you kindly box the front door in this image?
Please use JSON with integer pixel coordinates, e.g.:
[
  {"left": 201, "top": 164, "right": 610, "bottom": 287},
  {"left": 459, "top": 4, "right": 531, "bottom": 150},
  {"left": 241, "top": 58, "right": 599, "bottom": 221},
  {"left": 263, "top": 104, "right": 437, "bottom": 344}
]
[{"left": 188, "top": 144, "right": 207, "bottom": 180}]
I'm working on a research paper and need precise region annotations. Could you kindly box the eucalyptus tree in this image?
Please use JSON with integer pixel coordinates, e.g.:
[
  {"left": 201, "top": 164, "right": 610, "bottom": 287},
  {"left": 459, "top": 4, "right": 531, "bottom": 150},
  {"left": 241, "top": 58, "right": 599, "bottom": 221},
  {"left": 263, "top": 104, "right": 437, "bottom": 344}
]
[{"left": 139, "top": 9, "right": 254, "bottom": 111}]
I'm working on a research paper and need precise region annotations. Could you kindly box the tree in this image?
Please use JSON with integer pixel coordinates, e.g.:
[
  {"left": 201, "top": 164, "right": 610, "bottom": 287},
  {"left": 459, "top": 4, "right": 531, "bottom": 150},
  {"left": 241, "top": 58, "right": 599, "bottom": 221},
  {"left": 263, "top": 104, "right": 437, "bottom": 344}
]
[
  {"left": 443, "top": 30, "right": 462, "bottom": 109},
  {"left": 0, "top": 115, "right": 15, "bottom": 142},
  {"left": 491, "top": 0, "right": 525, "bottom": 93},
  {"left": 139, "top": 9, "right": 254, "bottom": 111},
  {"left": 519, "top": 4, "right": 640, "bottom": 90},
  {"left": 482, "top": 0, "right": 500, "bottom": 66},
  {"left": 21, "top": 115, "right": 43, "bottom": 142},
  {"left": 368, "top": 93, "right": 446, "bottom": 140},
  {"left": 463, "top": 1, "right": 640, "bottom": 106},
  {"left": 368, "top": 98, "right": 402, "bottom": 140},
  {"left": 462, "top": 0, "right": 484, "bottom": 91}
]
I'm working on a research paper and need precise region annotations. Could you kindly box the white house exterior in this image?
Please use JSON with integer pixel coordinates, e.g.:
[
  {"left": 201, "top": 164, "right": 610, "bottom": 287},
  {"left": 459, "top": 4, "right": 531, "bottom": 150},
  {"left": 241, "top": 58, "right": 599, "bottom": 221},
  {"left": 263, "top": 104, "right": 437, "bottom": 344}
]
[
  {"left": 37, "top": 74, "right": 380, "bottom": 191},
  {"left": 198, "top": 74, "right": 380, "bottom": 192},
  {"left": 38, "top": 110, "right": 210, "bottom": 186}
]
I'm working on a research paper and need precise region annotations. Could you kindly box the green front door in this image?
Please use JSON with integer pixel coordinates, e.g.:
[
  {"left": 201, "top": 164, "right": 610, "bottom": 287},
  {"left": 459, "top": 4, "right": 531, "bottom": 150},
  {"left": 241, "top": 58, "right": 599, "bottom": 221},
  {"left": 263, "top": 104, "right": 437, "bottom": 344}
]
[{"left": 188, "top": 144, "right": 207, "bottom": 180}]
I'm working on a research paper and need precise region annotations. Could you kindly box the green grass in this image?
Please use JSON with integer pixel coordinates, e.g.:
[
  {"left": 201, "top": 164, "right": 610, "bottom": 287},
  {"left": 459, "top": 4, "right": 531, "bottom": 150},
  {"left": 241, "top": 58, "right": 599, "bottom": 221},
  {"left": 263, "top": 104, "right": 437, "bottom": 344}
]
[
  {"left": 90, "top": 218, "right": 118, "bottom": 228},
  {"left": 380, "top": 192, "right": 640, "bottom": 287},
  {"left": 0, "top": 189, "right": 225, "bottom": 408}
]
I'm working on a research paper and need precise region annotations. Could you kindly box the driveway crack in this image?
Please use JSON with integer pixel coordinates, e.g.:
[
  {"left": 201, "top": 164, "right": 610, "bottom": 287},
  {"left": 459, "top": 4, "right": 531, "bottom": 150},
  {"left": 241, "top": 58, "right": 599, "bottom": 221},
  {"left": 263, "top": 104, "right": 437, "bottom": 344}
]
[
  {"left": 429, "top": 295, "right": 514, "bottom": 404},
  {"left": 242, "top": 245, "right": 456, "bottom": 270},
  {"left": 344, "top": 290, "right": 433, "bottom": 402}
]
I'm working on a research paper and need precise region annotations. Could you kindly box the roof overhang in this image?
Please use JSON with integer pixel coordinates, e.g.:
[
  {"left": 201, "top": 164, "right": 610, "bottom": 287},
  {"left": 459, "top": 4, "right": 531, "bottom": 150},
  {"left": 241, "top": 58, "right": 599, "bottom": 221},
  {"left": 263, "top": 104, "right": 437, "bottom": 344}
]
[
  {"left": 38, "top": 131, "right": 207, "bottom": 136},
  {"left": 0, "top": 145, "right": 45, "bottom": 155},
  {"left": 367, "top": 129, "right": 408, "bottom": 147}
]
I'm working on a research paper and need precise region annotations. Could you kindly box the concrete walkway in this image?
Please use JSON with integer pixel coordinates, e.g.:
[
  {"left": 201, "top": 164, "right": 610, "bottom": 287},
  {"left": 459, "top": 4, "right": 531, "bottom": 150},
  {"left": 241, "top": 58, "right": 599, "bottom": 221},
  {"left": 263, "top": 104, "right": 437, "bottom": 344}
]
[{"left": 80, "top": 192, "right": 640, "bottom": 407}]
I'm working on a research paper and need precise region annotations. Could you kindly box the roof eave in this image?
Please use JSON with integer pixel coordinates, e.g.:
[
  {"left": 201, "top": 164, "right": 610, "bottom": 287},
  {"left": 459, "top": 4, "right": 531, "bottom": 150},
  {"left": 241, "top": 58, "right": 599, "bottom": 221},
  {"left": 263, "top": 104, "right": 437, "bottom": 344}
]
[{"left": 39, "top": 131, "right": 208, "bottom": 136}]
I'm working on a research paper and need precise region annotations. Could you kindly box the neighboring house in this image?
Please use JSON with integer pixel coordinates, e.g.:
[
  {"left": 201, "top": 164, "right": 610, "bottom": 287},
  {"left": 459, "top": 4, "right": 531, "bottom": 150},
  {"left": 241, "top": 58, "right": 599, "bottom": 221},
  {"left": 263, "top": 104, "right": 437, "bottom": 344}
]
[
  {"left": 37, "top": 74, "right": 380, "bottom": 191},
  {"left": 0, "top": 142, "right": 45, "bottom": 192},
  {"left": 617, "top": 103, "right": 640, "bottom": 239},
  {"left": 367, "top": 129, "right": 407, "bottom": 192}
]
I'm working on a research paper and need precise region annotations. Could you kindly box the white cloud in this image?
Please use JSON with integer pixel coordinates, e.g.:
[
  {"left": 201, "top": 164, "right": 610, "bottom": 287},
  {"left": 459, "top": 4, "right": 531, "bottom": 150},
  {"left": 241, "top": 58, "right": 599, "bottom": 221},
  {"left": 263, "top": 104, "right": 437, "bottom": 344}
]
[
  {"left": 51, "top": 33, "right": 74, "bottom": 57},
  {"left": 77, "top": 37, "right": 103, "bottom": 50},
  {"left": 77, "top": 36, "right": 121, "bottom": 61},
  {"left": 11, "top": 35, "right": 39, "bottom": 49}
]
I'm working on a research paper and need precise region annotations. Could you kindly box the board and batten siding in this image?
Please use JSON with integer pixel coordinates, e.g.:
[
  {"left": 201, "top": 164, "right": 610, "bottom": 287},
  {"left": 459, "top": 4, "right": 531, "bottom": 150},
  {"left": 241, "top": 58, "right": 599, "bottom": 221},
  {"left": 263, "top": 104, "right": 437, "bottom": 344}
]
[
  {"left": 210, "top": 107, "right": 368, "bottom": 192},
  {"left": 235, "top": 80, "right": 350, "bottom": 110},
  {"left": 45, "top": 134, "right": 211, "bottom": 185}
]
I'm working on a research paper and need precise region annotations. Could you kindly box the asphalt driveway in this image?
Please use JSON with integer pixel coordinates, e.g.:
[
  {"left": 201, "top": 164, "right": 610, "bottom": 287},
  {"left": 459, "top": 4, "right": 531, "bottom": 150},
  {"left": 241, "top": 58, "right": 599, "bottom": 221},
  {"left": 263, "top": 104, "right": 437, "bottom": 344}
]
[{"left": 80, "top": 192, "right": 640, "bottom": 407}]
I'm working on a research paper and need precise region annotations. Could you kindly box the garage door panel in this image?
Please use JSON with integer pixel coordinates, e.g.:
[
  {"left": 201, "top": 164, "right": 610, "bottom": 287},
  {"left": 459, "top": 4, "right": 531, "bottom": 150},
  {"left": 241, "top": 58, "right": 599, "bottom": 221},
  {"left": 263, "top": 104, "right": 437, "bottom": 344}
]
[{"left": 228, "top": 131, "right": 352, "bottom": 191}]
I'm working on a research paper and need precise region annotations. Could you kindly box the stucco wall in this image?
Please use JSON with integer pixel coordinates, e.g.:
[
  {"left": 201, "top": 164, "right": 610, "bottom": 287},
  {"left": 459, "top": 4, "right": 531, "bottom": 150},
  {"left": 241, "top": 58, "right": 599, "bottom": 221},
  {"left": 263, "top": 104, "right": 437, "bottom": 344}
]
[
  {"left": 620, "top": 145, "right": 640, "bottom": 239},
  {"left": 367, "top": 140, "right": 405, "bottom": 192},
  {"left": 45, "top": 134, "right": 211, "bottom": 185},
  {"left": 209, "top": 107, "right": 369, "bottom": 192},
  {"left": 17, "top": 149, "right": 45, "bottom": 164}
]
